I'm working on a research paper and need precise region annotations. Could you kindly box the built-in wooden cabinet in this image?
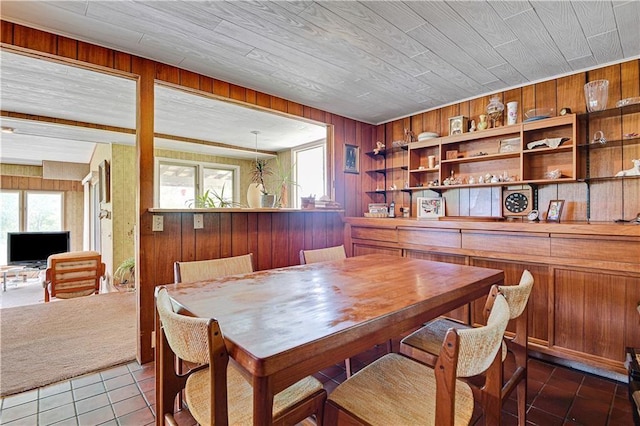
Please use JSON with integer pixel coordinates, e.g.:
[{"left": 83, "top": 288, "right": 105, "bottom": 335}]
[{"left": 344, "top": 217, "right": 640, "bottom": 380}]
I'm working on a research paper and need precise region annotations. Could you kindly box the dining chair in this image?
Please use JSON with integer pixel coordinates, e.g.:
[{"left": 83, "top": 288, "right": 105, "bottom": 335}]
[
  {"left": 299, "top": 244, "right": 362, "bottom": 377},
  {"left": 174, "top": 253, "right": 254, "bottom": 283},
  {"left": 400, "top": 269, "right": 534, "bottom": 425},
  {"left": 299, "top": 245, "right": 346, "bottom": 265},
  {"left": 173, "top": 253, "right": 255, "bottom": 410},
  {"left": 44, "top": 251, "right": 105, "bottom": 302},
  {"left": 325, "top": 292, "right": 511, "bottom": 426},
  {"left": 155, "top": 287, "right": 326, "bottom": 426}
]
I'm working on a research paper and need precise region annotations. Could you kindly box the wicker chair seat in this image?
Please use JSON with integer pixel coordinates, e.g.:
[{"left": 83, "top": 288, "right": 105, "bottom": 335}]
[
  {"left": 187, "top": 364, "right": 323, "bottom": 426},
  {"left": 402, "top": 318, "right": 508, "bottom": 362},
  {"left": 328, "top": 353, "right": 473, "bottom": 425}
]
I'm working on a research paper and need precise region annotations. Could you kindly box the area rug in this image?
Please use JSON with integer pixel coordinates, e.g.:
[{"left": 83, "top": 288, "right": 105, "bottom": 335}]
[{"left": 0, "top": 291, "right": 136, "bottom": 396}]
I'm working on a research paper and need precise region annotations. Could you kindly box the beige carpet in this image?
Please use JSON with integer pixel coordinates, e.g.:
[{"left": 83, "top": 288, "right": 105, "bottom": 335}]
[{"left": 0, "top": 291, "right": 136, "bottom": 396}]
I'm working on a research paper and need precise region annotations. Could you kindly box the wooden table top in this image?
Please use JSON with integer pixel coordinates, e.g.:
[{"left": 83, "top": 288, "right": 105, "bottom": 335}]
[{"left": 162, "top": 254, "right": 504, "bottom": 378}]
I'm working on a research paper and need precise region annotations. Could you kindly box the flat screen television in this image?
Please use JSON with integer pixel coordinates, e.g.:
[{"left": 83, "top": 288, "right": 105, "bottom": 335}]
[{"left": 7, "top": 231, "right": 70, "bottom": 268}]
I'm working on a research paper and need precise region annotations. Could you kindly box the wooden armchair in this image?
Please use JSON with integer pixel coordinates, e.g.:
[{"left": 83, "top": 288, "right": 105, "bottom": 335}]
[
  {"left": 155, "top": 287, "right": 326, "bottom": 426},
  {"left": 174, "top": 253, "right": 254, "bottom": 283},
  {"left": 44, "top": 251, "right": 105, "bottom": 302},
  {"left": 325, "top": 293, "right": 511, "bottom": 425},
  {"left": 400, "top": 269, "right": 534, "bottom": 425}
]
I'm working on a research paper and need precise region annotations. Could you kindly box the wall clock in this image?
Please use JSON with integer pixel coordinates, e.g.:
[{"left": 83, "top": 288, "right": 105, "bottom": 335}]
[
  {"left": 448, "top": 115, "right": 468, "bottom": 136},
  {"left": 503, "top": 187, "right": 533, "bottom": 216}
]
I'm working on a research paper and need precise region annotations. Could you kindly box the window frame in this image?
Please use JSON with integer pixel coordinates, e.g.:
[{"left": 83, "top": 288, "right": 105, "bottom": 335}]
[
  {"left": 0, "top": 189, "right": 65, "bottom": 264},
  {"left": 154, "top": 157, "right": 240, "bottom": 208},
  {"left": 291, "top": 139, "right": 327, "bottom": 208}
]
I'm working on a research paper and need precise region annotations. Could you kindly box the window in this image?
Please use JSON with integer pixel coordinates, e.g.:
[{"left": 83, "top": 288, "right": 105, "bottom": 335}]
[
  {"left": 0, "top": 190, "right": 64, "bottom": 263},
  {"left": 292, "top": 141, "right": 326, "bottom": 208},
  {"left": 155, "top": 158, "right": 239, "bottom": 208}
]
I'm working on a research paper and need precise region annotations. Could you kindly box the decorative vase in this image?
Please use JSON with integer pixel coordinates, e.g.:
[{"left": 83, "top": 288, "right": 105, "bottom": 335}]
[
  {"left": 279, "top": 184, "right": 288, "bottom": 208},
  {"left": 584, "top": 79, "right": 609, "bottom": 112},
  {"left": 477, "top": 114, "right": 489, "bottom": 130},
  {"left": 261, "top": 194, "right": 276, "bottom": 208},
  {"left": 247, "top": 183, "right": 263, "bottom": 208}
]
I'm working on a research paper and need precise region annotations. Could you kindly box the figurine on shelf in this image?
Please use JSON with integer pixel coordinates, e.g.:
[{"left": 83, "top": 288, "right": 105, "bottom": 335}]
[
  {"left": 404, "top": 128, "right": 416, "bottom": 144},
  {"left": 615, "top": 159, "right": 640, "bottom": 177},
  {"left": 477, "top": 114, "right": 488, "bottom": 130},
  {"left": 373, "top": 141, "right": 385, "bottom": 155},
  {"left": 469, "top": 119, "right": 476, "bottom": 132}
]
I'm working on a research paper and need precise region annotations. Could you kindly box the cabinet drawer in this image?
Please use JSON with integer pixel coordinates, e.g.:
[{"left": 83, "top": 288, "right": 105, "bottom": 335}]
[
  {"left": 462, "top": 230, "right": 550, "bottom": 256},
  {"left": 398, "top": 227, "right": 461, "bottom": 248},
  {"left": 551, "top": 235, "right": 640, "bottom": 264},
  {"left": 351, "top": 226, "right": 397, "bottom": 243}
]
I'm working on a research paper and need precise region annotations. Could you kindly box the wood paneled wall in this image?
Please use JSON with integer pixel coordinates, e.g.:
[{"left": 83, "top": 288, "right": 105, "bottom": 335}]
[
  {"left": 1, "top": 21, "right": 371, "bottom": 362},
  {"left": 373, "top": 60, "right": 640, "bottom": 222},
  {"left": 146, "top": 211, "right": 344, "bottom": 286}
]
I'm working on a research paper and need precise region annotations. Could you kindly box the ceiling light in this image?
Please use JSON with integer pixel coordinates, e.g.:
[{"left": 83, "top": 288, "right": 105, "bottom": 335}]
[{"left": 1, "top": 127, "right": 15, "bottom": 134}]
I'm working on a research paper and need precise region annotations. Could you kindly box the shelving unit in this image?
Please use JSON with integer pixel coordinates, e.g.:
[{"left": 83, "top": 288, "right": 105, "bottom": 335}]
[
  {"left": 407, "top": 115, "right": 577, "bottom": 191},
  {"left": 577, "top": 103, "right": 640, "bottom": 220},
  {"left": 364, "top": 145, "right": 409, "bottom": 202}
]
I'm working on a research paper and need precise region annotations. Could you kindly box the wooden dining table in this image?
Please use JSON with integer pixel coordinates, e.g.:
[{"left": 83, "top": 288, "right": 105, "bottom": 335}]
[{"left": 156, "top": 253, "right": 504, "bottom": 425}]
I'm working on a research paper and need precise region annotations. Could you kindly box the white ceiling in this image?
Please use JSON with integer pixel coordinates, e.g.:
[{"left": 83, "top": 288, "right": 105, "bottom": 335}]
[
  {"left": 1, "top": 1, "right": 639, "bottom": 165},
  {"left": 0, "top": 51, "right": 326, "bottom": 165}
]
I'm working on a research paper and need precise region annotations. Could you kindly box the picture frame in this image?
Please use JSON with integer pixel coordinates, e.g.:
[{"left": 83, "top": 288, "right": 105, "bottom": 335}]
[
  {"left": 344, "top": 144, "right": 360, "bottom": 174},
  {"left": 98, "top": 160, "right": 110, "bottom": 203},
  {"left": 417, "top": 197, "right": 445, "bottom": 220},
  {"left": 546, "top": 199, "right": 564, "bottom": 222}
]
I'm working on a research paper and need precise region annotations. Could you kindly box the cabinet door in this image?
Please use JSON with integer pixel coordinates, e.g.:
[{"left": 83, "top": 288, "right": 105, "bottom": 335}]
[
  {"left": 554, "top": 268, "right": 639, "bottom": 362},
  {"left": 470, "top": 259, "right": 549, "bottom": 345},
  {"left": 405, "top": 250, "right": 470, "bottom": 323}
]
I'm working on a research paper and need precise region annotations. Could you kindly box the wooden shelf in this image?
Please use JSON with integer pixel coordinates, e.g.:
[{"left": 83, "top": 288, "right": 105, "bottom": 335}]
[{"left": 406, "top": 114, "right": 577, "bottom": 190}]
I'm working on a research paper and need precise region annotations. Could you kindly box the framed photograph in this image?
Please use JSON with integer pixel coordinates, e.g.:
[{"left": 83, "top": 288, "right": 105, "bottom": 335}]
[
  {"left": 417, "top": 197, "right": 445, "bottom": 220},
  {"left": 98, "top": 160, "right": 110, "bottom": 203},
  {"left": 546, "top": 199, "right": 564, "bottom": 222},
  {"left": 344, "top": 144, "right": 360, "bottom": 174}
]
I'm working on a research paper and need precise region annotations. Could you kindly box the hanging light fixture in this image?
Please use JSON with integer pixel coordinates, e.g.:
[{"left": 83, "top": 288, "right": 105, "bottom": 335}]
[{"left": 251, "top": 130, "right": 260, "bottom": 161}]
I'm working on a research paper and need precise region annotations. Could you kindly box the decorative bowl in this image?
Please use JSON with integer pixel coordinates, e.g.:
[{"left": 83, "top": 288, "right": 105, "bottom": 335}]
[
  {"left": 418, "top": 132, "right": 439, "bottom": 140},
  {"left": 616, "top": 97, "right": 640, "bottom": 108},
  {"left": 524, "top": 108, "right": 554, "bottom": 121}
]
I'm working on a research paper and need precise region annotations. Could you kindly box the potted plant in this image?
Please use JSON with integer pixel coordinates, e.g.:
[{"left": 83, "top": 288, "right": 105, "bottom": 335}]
[
  {"left": 186, "top": 185, "right": 235, "bottom": 208},
  {"left": 249, "top": 158, "right": 275, "bottom": 208},
  {"left": 114, "top": 256, "right": 135, "bottom": 291}
]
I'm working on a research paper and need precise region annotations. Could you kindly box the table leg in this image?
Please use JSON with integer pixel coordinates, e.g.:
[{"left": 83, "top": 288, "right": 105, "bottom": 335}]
[
  {"left": 3, "top": 271, "right": 7, "bottom": 292},
  {"left": 252, "top": 376, "right": 274, "bottom": 425}
]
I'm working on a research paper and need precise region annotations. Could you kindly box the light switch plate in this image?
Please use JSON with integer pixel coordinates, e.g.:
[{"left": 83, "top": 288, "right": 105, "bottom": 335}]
[
  {"left": 194, "top": 214, "right": 204, "bottom": 229},
  {"left": 152, "top": 215, "right": 163, "bottom": 232}
]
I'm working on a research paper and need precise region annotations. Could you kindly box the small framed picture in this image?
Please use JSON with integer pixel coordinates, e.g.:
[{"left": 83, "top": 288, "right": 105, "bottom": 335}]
[
  {"left": 417, "top": 197, "right": 445, "bottom": 220},
  {"left": 344, "top": 144, "right": 360, "bottom": 174},
  {"left": 546, "top": 200, "right": 564, "bottom": 222}
]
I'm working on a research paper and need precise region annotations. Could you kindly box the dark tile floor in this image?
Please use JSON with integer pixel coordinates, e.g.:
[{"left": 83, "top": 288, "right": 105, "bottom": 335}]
[{"left": 0, "top": 344, "right": 635, "bottom": 425}]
